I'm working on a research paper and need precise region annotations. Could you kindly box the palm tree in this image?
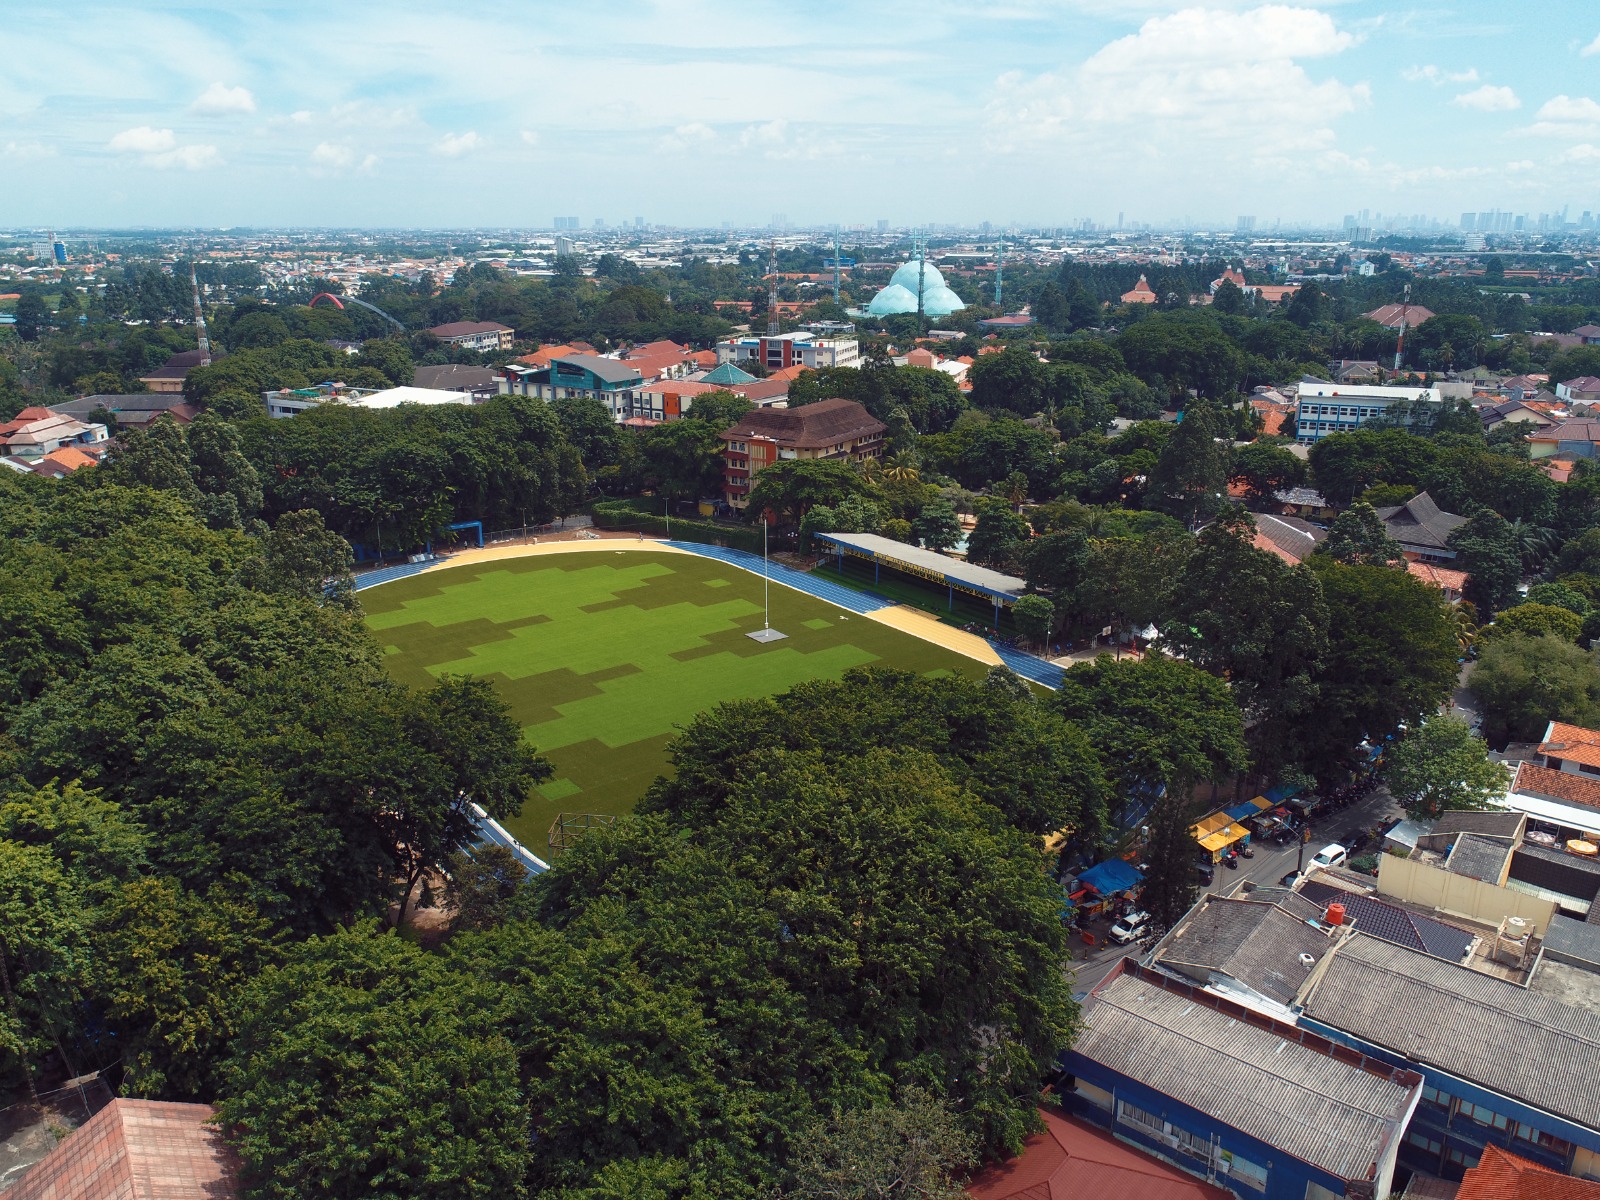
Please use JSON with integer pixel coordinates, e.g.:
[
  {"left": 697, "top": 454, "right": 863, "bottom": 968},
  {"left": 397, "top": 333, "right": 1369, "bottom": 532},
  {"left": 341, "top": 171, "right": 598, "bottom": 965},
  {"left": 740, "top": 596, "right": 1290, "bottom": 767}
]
[
  {"left": 1506, "top": 519, "right": 1556, "bottom": 572},
  {"left": 883, "top": 451, "right": 920, "bottom": 483},
  {"left": 855, "top": 457, "right": 882, "bottom": 485},
  {"left": 1451, "top": 605, "right": 1479, "bottom": 655}
]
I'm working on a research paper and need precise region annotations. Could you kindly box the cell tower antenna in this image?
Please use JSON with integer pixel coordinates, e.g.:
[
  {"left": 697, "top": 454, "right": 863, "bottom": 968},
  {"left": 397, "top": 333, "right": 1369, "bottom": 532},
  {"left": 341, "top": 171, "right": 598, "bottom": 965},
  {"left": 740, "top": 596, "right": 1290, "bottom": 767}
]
[
  {"left": 767, "top": 238, "right": 779, "bottom": 337},
  {"left": 189, "top": 262, "right": 210, "bottom": 357},
  {"left": 995, "top": 235, "right": 1005, "bottom": 307},
  {"left": 1393, "top": 282, "right": 1410, "bottom": 373},
  {"left": 832, "top": 230, "right": 841, "bottom": 304}
]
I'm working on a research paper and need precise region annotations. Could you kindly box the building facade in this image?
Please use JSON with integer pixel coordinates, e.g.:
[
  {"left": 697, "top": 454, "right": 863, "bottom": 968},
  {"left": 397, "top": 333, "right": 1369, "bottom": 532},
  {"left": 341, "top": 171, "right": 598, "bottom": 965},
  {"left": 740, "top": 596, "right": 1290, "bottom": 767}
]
[
  {"left": 716, "top": 332, "right": 860, "bottom": 371},
  {"left": 721, "top": 397, "right": 885, "bottom": 509},
  {"left": 1295, "top": 383, "right": 1444, "bottom": 443},
  {"left": 500, "top": 354, "right": 647, "bottom": 421},
  {"left": 426, "top": 321, "right": 515, "bottom": 352}
]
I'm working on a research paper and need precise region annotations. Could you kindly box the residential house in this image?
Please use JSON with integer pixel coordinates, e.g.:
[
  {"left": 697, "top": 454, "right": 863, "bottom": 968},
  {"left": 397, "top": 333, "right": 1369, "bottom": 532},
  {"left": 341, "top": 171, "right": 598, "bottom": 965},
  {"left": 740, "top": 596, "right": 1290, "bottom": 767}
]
[
  {"left": 1479, "top": 399, "right": 1556, "bottom": 433},
  {"left": 499, "top": 354, "right": 646, "bottom": 421},
  {"left": 1502, "top": 375, "right": 1551, "bottom": 401},
  {"left": 1120, "top": 275, "right": 1159, "bottom": 305},
  {"left": 1406, "top": 561, "right": 1467, "bottom": 603},
  {"left": 965, "top": 1107, "right": 1234, "bottom": 1200},
  {"left": 1365, "top": 303, "right": 1439, "bottom": 329},
  {"left": 1211, "top": 266, "right": 1248, "bottom": 293},
  {"left": 1373, "top": 492, "right": 1467, "bottom": 562},
  {"left": 720, "top": 397, "right": 885, "bottom": 509},
  {"left": 977, "top": 313, "right": 1036, "bottom": 330},
  {"left": 9, "top": 1099, "right": 239, "bottom": 1200},
  {"left": 1457, "top": 1145, "right": 1600, "bottom": 1200},
  {"left": 425, "top": 320, "right": 514, "bottom": 352},
  {"left": 26, "top": 446, "right": 102, "bottom": 477},
  {"left": 1528, "top": 419, "right": 1600, "bottom": 461},
  {"left": 1556, "top": 378, "right": 1600, "bottom": 404},
  {"left": 1063, "top": 961, "right": 1421, "bottom": 1200},
  {"left": 1573, "top": 325, "right": 1600, "bottom": 347},
  {"left": 1274, "top": 486, "right": 1338, "bottom": 521},
  {"left": 1251, "top": 512, "right": 1327, "bottom": 564},
  {"left": 1330, "top": 360, "right": 1383, "bottom": 385},
  {"left": 1298, "top": 934, "right": 1600, "bottom": 1182},
  {"left": 1252, "top": 284, "right": 1301, "bottom": 305},
  {"left": 728, "top": 376, "right": 794, "bottom": 407},
  {"left": 0, "top": 407, "right": 109, "bottom": 458},
  {"left": 137, "top": 348, "right": 214, "bottom": 394}
]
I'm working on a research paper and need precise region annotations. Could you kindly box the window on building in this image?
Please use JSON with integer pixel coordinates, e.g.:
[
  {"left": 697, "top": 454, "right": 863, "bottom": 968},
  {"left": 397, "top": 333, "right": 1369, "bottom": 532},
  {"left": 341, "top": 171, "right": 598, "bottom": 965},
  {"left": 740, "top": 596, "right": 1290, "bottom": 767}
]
[
  {"left": 1579, "top": 763, "right": 1600, "bottom": 776},
  {"left": 1218, "top": 1151, "right": 1268, "bottom": 1190},
  {"left": 1458, "top": 1101, "right": 1511, "bottom": 1131},
  {"left": 1117, "top": 1100, "right": 1166, "bottom": 1140},
  {"left": 1514, "top": 1125, "right": 1572, "bottom": 1155},
  {"left": 1446, "top": 1148, "right": 1480, "bottom": 1170},
  {"left": 1407, "top": 1132, "right": 1444, "bottom": 1157},
  {"left": 1421, "top": 1085, "right": 1452, "bottom": 1110}
]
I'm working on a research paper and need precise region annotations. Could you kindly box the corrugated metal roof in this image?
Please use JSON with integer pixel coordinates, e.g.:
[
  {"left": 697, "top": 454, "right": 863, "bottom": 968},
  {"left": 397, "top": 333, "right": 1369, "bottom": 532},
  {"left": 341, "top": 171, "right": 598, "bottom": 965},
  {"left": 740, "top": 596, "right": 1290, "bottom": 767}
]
[
  {"left": 1075, "top": 973, "right": 1416, "bottom": 1180},
  {"left": 1302, "top": 934, "right": 1600, "bottom": 1129}
]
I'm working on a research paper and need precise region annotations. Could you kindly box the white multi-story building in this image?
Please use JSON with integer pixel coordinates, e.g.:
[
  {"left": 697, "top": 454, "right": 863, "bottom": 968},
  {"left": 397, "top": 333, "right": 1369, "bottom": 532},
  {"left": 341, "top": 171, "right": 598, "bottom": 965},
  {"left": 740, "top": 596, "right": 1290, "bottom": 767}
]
[
  {"left": 715, "top": 332, "right": 859, "bottom": 372},
  {"left": 1294, "top": 381, "right": 1442, "bottom": 443}
]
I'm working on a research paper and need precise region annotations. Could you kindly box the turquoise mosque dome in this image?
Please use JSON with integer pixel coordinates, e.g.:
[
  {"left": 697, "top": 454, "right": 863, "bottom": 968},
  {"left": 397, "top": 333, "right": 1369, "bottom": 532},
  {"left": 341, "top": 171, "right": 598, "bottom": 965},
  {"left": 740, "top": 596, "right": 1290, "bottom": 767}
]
[{"left": 866, "top": 259, "right": 967, "bottom": 317}]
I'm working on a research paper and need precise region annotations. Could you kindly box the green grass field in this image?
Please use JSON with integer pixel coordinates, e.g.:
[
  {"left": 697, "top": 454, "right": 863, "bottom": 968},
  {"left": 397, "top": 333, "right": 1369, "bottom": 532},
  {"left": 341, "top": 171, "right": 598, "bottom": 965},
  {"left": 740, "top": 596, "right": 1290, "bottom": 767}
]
[{"left": 363, "top": 551, "right": 981, "bottom": 847}]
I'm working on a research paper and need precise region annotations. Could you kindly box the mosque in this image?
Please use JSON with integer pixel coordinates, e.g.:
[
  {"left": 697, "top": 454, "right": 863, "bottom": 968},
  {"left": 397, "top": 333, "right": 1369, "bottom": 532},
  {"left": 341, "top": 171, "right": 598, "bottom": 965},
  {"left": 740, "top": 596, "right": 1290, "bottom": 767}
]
[{"left": 860, "top": 257, "right": 967, "bottom": 318}]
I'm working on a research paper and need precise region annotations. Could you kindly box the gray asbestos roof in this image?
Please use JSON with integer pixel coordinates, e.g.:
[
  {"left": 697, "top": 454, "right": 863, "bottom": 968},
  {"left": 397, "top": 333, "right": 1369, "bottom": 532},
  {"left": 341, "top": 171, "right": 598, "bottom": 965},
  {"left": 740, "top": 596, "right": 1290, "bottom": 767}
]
[
  {"left": 1157, "top": 896, "right": 1336, "bottom": 1005},
  {"left": 552, "top": 355, "right": 643, "bottom": 384},
  {"left": 816, "top": 532, "right": 1029, "bottom": 601},
  {"left": 1076, "top": 971, "right": 1418, "bottom": 1180},
  {"left": 1544, "top": 916, "right": 1600, "bottom": 971},
  {"left": 1446, "top": 833, "right": 1513, "bottom": 883},
  {"left": 1301, "top": 934, "right": 1600, "bottom": 1129}
]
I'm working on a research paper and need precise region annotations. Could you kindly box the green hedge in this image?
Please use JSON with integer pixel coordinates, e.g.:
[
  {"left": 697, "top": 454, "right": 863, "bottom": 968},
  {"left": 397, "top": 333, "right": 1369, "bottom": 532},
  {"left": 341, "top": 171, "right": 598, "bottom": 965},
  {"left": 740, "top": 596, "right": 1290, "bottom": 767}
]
[{"left": 590, "top": 500, "right": 765, "bottom": 553}]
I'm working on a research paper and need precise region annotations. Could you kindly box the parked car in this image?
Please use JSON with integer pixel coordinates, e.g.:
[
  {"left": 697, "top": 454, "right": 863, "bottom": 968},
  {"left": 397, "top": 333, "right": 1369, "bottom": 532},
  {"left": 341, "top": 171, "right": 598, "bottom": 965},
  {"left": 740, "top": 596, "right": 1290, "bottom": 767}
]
[
  {"left": 1279, "top": 870, "right": 1302, "bottom": 888},
  {"left": 1194, "top": 861, "right": 1215, "bottom": 885},
  {"left": 1311, "top": 843, "right": 1348, "bottom": 870},
  {"left": 1109, "top": 911, "right": 1152, "bottom": 945}
]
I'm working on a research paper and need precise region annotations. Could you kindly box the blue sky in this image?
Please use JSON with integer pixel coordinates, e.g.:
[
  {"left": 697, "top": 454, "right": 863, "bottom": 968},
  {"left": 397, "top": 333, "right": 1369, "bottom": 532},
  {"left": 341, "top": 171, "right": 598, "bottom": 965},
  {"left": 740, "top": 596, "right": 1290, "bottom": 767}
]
[{"left": 1, "top": 0, "right": 1597, "bottom": 229}]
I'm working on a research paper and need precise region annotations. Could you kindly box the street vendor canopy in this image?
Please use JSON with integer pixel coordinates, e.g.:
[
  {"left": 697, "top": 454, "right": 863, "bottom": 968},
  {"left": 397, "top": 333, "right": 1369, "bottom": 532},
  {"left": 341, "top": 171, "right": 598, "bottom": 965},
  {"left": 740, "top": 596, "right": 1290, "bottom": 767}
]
[
  {"left": 1198, "top": 822, "right": 1251, "bottom": 853},
  {"left": 1075, "top": 858, "right": 1143, "bottom": 896}
]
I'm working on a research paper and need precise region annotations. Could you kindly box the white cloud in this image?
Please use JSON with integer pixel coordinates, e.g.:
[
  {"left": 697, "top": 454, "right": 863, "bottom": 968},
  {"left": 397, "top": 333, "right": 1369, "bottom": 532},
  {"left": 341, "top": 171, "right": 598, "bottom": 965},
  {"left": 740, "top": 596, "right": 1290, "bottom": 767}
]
[
  {"left": 433, "top": 130, "right": 481, "bottom": 156},
  {"left": 1403, "top": 64, "right": 1478, "bottom": 85},
  {"left": 190, "top": 82, "right": 256, "bottom": 115},
  {"left": 655, "top": 122, "right": 717, "bottom": 152},
  {"left": 108, "top": 125, "right": 175, "bottom": 154},
  {"left": 740, "top": 119, "right": 789, "bottom": 147},
  {"left": 520, "top": 130, "right": 540, "bottom": 145},
  {"left": 289, "top": 110, "right": 313, "bottom": 124},
  {"left": 311, "top": 142, "right": 354, "bottom": 168},
  {"left": 1525, "top": 94, "right": 1600, "bottom": 138},
  {"left": 2, "top": 140, "right": 55, "bottom": 160},
  {"left": 1582, "top": 33, "right": 1600, "bottom": 57},
  {"left": 987, "top": 6, "right": 1366, "bottom": 164},
  {"left": 1452, "top": 84, "right": 1519, "bottom": 112},
  {"left": 107, "top": 125, "right": 219, "bottom": 169},
  {"left": 1560, "top": 143, "right": 1600, "bottom": 163}
]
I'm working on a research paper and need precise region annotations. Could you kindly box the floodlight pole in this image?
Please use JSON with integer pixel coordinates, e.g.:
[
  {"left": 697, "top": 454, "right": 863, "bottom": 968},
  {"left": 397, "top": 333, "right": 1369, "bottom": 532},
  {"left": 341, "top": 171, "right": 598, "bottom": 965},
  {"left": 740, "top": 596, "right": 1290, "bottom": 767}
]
[{"left": 763, "top": 518, "right": 771, "bottom": 631}]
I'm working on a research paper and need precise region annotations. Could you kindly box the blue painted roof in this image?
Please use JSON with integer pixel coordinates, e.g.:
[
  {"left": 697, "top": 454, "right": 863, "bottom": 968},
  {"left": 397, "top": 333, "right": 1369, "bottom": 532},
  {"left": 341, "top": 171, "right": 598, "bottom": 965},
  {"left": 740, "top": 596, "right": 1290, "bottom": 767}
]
[{"left": 1077, "top": 858, "right": 1143, "bottom": 896}]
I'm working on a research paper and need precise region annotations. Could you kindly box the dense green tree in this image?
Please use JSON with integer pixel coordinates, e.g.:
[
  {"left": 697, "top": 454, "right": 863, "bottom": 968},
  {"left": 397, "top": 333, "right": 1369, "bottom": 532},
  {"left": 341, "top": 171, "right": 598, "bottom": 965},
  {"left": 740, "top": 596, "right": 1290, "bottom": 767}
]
[
  {"left": 1140, "top": 790, "right": 1201, "bottom": 933},
  {"left": 1382, "top": 715, "right": 1507, "bottom": 819},
  {"left": 747, "top": 458, "right": 868, "bottom": 527},
  {"left": 1307, "top": 430, "right": 1438, "bottom": 506},
  {"left": 966, "top": 501, "right": 1030, "bottom": 570},
  {"left": 1524, "top": 581, "right": 1590, "bottom": 616},
  {"left": 785, "top": 1089, "right": 976, "bottom": 1200},
  {"left": 1145, "top": 405, "right": 1230, "bottom": 525},
  {"left": 1469, "top": 633, "right": 1600, "bottom": 742},
  {"left": 1481, "top": 602, "right": 1583, "bottom": 643},
  {"left": 552, "top": 395, "right": 623, "bottom": 467},
  {"left": 1211, "top": 278, "right": 1247, "bottom": 315},
  {"left": 1300, "top": 559, "right": 1461, "bottom": 784},
  {"left": 221, "top": 927, "right": 530, "bottom": 1200},
  {"left": 1011, "top": 594, "right": 1054, "bottom": 648},
  {"left": 1230, "top": 441, "right": 1305, "bottom": 506},
  {"left": 913, "top": 499, "right": 962, "bottom": 552},
  {"left": 239, "top": 509, "right": 356, "bottom": 605},
  {"left": 1449, "top": 509, "right": 1524, "bottom": 616},
  {"left": 1116, "top": 311, "right": 1245, "bottom": 399},
  {"left": 0, "top": 842, "right": 88, "bottom": 1103},
  {"left": 13, "top": 291, "right": 47, "bottom": 341},
  {"left": 1319, "top": 501, "right": 1406, "bottom": 567}
]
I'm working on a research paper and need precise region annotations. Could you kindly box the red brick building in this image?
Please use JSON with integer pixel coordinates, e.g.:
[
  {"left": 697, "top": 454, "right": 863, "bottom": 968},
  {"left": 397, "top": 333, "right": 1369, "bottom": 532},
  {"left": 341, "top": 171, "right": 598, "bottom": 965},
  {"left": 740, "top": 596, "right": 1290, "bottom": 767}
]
[{"left": 720, "top": 397, "right": 885, "bottom": 509}]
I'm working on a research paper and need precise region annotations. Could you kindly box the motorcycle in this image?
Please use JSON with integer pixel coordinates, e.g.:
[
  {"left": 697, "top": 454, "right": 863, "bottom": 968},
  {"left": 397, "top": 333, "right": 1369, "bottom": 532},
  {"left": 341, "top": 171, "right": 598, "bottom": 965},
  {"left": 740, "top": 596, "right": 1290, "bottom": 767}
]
[
  {"left": 1239, "top": 843, "right": 1255, "bottom": 858},
  {"left": 1222, "top": 851, "right": 1240, "bottom": 870}
]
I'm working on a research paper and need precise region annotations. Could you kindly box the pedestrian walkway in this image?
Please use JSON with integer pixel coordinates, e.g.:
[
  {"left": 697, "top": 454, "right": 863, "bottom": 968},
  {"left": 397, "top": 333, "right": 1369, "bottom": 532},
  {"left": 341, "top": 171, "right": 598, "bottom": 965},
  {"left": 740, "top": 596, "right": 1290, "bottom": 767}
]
[{"left": 666, "top": 542, "right": 896, "bottom": 615}]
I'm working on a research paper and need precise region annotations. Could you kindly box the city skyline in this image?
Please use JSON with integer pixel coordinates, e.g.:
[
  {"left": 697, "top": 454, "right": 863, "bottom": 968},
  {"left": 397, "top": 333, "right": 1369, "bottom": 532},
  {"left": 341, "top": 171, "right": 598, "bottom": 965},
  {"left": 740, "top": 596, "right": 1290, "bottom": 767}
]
[{"left": 2, "top": 0, "right": 1598, "bottom": 228}]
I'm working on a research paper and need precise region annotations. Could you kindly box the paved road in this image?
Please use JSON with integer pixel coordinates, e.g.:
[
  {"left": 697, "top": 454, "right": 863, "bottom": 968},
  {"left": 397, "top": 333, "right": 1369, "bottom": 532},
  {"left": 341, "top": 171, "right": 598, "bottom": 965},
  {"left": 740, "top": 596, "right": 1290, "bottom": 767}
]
[{"left": 1067, "top": 784, "right": 1405, "bottom": 995}]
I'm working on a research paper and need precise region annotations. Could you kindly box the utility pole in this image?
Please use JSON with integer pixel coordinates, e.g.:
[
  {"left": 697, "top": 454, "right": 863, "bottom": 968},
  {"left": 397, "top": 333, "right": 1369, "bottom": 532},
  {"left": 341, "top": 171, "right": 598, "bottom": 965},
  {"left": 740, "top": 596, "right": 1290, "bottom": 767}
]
[
  {"left": 832, "top": 230, "right": 841, "bottom": 304},
  {"left": 995, "top": 236, "right": 1005, "bottom": 308},
  {"left": 915, "top": 234, "right": 926, "bottom": 336}
]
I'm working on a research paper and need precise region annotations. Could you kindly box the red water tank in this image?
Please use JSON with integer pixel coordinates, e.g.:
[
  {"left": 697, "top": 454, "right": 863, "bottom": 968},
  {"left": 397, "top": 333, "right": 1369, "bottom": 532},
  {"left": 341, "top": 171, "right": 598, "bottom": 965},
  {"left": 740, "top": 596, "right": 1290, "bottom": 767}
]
[{"left": 1326, "top": 903, "right": 1346, "bottom": 926}]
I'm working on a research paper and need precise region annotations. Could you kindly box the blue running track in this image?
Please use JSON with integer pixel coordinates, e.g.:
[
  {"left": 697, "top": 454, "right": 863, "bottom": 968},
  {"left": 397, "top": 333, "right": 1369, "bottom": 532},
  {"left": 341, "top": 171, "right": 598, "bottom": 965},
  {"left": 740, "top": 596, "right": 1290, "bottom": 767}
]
[
  {"left": 987, "top": 639, "right": 1065, "bottom": 689},
  {"left": 352, "top": 559, "right": 437, "bottom": 591},
  {"left": 666, "top": 542, "right": 895, "bottom": 614}
]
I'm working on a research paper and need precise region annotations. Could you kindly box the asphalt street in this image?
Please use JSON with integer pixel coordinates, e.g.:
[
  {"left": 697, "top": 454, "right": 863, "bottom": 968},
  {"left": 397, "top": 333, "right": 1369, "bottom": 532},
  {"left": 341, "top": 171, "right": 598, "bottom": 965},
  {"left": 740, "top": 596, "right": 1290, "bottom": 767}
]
[{"left": 1067, "top": 784, "right": 1406, "bottom": 995}]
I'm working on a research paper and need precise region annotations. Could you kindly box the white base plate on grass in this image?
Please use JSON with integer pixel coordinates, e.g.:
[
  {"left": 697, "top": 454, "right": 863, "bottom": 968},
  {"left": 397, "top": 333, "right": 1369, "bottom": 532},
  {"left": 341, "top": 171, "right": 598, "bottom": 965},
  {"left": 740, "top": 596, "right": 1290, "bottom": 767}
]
[{"left": 746, "top": 628, "right": 788, "bottom": 643}]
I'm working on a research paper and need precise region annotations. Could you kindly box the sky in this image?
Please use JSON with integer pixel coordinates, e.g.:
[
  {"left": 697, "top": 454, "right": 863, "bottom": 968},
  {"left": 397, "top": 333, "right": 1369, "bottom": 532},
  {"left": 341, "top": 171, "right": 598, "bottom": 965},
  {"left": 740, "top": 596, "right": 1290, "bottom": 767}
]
[{"left": 1, "top": 0, "right": 1598, "bottom": 230}]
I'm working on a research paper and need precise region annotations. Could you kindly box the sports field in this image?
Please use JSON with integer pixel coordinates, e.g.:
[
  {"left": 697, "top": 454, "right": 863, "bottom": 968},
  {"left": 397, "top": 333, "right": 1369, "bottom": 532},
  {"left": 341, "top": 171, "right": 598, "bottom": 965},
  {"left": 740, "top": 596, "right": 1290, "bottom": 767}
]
[{"left": 363, "top": 549, "right": 981, "bottom": 846}]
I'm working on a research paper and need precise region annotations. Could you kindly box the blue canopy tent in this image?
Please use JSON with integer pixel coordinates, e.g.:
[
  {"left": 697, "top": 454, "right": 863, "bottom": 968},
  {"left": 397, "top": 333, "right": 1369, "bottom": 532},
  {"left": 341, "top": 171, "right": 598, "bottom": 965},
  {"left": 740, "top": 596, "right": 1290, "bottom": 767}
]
[{"left": 1075, "top": 858, "right": 1143, "bottom": 898}]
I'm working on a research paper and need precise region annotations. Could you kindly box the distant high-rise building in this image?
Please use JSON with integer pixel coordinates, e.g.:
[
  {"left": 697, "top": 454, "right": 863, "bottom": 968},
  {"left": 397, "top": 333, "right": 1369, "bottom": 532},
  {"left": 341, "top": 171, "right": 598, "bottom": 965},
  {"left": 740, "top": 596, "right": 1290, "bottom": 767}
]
[
  {"left": 593, "top": 218, "right": 607, "bottom": 230},
  {"left": 29, "top": 240, "right": 52, "bottom": 261},
  {"left": 876, "top": 219, "right": 888, "bottom": 233},
  {"left": 1460, "top": 212, "right": 1477, "bottom": 231},
  {"left": 770, "top": 213, "right": 788, "bottom": 231},
  {"left": 52, "top": 241, "right": 67, "bottom": 263},
  {"left": 553, "top": 216, "right": 579, "bottom": 230},
  {"left": 554, "top": 236, "right": 574, "bottom": 257},
  {"left": 1237, "top": 215, "right": 1255, "bottom": 231},
  {"left": 634, "top": 217, "right": 644, "bottom": 229},
  {"left": 1343, "top": 215, "right": 1357, "bottom": 231},
  {"left": 1117, "top": 211, "right": 1124, "bottom": 229}
]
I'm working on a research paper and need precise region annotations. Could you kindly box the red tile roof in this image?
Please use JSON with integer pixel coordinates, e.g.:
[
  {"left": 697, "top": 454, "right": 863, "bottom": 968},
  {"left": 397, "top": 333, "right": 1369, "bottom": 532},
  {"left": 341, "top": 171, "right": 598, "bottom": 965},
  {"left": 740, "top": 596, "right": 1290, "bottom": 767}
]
[
  {"left": 1406, "top": 561, "right": 1467, "bottom": 593},
  {"left": 1540, "top": 721, "right": 1600, "bottom": 767},
  {"left": 1513, "top": 760, "right": 1600, "bottom": 811},
  {"left": 9, "top": 1099, "right": 239, "bottom": 1200},
  {"left": 0, "top": 406, "right": 59, "bottom": 435},
  {"left": 426, "top": 320, "right": 512, "bottom": 338},
  {"left": 965, "top": 1109, "right": 1233, "bottom": 1200},
  {"left": 1456, "top": 1144, "right": 1600, "bottom": 1200},
  {"left": 721, "top": 396, "right": 884, "bottom": 450},
  {"left": 1365, "top": 304, "right": 1438, "bottom": 329}
]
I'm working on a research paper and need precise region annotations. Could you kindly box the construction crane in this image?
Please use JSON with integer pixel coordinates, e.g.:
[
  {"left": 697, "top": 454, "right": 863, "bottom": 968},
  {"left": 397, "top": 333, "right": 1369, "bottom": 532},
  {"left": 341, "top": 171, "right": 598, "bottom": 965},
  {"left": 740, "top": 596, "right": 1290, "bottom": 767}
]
[
  {"left": 767, "top": 239, "right": 780, "bottom": 337},
  {"left": 1393, "top": 283, "right": 1411, "bottom": 373},
  {"left": 189, "top": 263, "right": 210, "bottom": 357}
]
